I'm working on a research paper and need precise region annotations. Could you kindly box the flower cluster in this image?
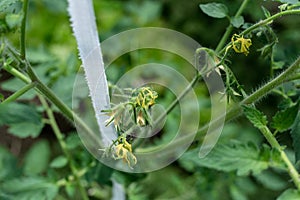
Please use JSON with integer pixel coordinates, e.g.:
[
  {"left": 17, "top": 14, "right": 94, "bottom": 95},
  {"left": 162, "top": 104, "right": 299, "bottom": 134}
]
[
  {"left": 131, "top": 87, "right": 158, "bottom": 126},
  {"left": 101, "top": 86, "right": 158, "bottom": 168},
  {"left": 226, "top": 34, "right": 252, "bottom": 56}
]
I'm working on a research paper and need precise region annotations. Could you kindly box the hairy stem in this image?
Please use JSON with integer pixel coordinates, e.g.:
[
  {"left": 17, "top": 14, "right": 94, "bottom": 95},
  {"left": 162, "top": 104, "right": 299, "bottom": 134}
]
[
  {"left": 39, "top": 96, "right": 89, "bottom": 200},
  {"left": 137, "top": 57, "right": 300, "bottom": 152},
  {"left": 259, "top": 126, "right": 300, "bottom": 190},
  {"left": 215, "top": 0, "right": 250, "bottom": 52},
  {"left": 220, "top": 9, "right": 300, "bottom": 54},
  {"left": 196, "top": 56, "right": 300, "bottom": 138}
]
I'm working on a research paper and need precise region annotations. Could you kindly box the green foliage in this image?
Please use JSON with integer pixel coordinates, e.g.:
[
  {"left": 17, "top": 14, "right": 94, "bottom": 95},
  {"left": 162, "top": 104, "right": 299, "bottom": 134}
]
[
  {"left": 180, "top": 141, "right": 283, "bottom": 176},
  {"left": 50, "top": 156, "right": 68, "bottom": 168},
  {"left": 276, "top": 0, "right": 300, "bottom": 4},
  {"left": 271, "top": 103, "right": 299, "bottom": 132},
  {"left": 277, "top": 189, "right": 300, "bottom": 200},
  {"left": 291, "top": 111, "right": 300, "bottom": 162},
  {"left": 1, "top": 0, "right": 300, "bottom": 199},
  {"left": 0, "top": 146, "right": 19, "bottom": 181},
  {"left": 0, "top": 102, "right": 44, "bottom": 138},
  {"left": 23, "top": 140, "right": 51, "bottom": 175},
  {"left": 0, "top": 0, "right": 22, "bottom": 33},
  {"left": 0, "top": 177, "right": 58, "bottom": 200},
  {"left": 199, "top": 3, "right": 228, "bottom": 18},
  {"left": 231, "top": 16, "right": 245, "bottom": 28},
  {"left": 243, "top": 105, "right": 268, "bottom": 129}
]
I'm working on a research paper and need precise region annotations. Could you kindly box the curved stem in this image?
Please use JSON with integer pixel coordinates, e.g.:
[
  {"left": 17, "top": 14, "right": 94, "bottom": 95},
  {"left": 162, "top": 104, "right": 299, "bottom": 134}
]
[
  {"left": 3, "top": 63, "right": 100, "bottom": 147},
  {"left": 196, "top": 56, "right": 300, "bottom": 138},
  {"left": 215, "top": 0, "right": 250, "bottom": 52},
  {"left": 39, "top": 95, "right": 89, "bottom": 200},
  {"left": 137, "top": 56, "right": 300, "bottom": 152},
  {"left": 219, "top": 9, "right": 300, "bottom": 54}
]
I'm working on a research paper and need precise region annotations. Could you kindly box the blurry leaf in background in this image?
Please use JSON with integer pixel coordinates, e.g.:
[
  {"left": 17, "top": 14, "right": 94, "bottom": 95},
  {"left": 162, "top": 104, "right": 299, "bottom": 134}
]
[
  {"left": 290, "top": 111, "right": 300, "bottom": 163},
  {"left": 199, "top": 3, "right": 228, "bottom": 19},
  {"left": 49, "top": 155, "right": 67, "bottom": 169},
  {"left": 23, "top": 140, "right": 51, "bottom": 176},
  {"left": 0, "top": 0, "right": 20, "bottom": 13},
  {"left": 253, "top": 170, "right": 287, "bottom": 191},
  {"left": 275, "top": 0, "right": 300, "bottom": 4},
  {"left": 51, "top": 74, "right": 88, "bottom": 110},
  {"left": 1, "top": 78, "right": 36, "bottom": 100},
  {"left": 0, "top": 102, "right": 44, "bottom": 138},
  {"left": 5, "top": 13, "right": 22, "bottom": 30},
  {"left": 125, "top": 1, "right": 162, "bottom": 25},
  {"left": 0, "top": 146, "right": 19, "bottom": 181},
  {"left": 180, "top": 141, "right": 283, "bottom": 176},
  {"left": 0, "top": 177, "right": 58, "bottom": 200},
  {"left": 277, "top": 189, "right": 300, "bottom": 200},
  {"left": 231, "top": 16, "right": 244, "bottom": 28}
]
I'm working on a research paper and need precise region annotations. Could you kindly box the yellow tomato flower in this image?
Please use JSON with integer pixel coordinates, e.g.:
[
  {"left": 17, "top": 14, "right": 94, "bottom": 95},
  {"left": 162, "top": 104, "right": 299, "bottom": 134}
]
[
  {"left": 229, "top": 34, "right": 252, "bottom": 56},
  {"left": 113, "top": 136, "right": 137, "bottom": 168}
]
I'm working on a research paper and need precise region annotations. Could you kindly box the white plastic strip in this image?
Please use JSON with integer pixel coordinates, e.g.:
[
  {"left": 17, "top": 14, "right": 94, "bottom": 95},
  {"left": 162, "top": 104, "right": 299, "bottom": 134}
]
[{"left": 67, "top": 0, "right": 116, "bottom": 145}]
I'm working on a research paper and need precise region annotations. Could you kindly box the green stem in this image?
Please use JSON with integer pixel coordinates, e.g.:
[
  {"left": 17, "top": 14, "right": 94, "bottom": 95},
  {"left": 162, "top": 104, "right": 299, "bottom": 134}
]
[
  {"left": 196, "top": 56, "right": 300, "bottom": 138},
  {"left": 137, "top": 56, "right": 300, "bottom": 152},
  {"left": 39, "top": 95, "right": 90, "bottom": 200},
  {"left": 3, "top": 63, "right": 100, "bottom": 147},
  {"left": 215, "top": 0, "right": 250, "bottom": 52},
  {"left": 164, "top": 73, "right": 200, "bottom": 117},
  {"left": 258, "top": 126, "right": 300, "bottom": 190},
  {"left": 20, "top": 0, "right": 29, "bottom": 60},
  {"left": 219, "top": 9, "right": 300, "bottom": 55},
  {"left": 2, "top": 82, "right": 36, "bottom": 104},
  {"left": 133, "top": 73, "right": 201, "bottom": 148},
  {"left": 3, "top": 63, "right": 31, "bottom": 83},
  {"left": 242, "top": 57, "right": 300, "bottom": 104},
  {"left": 242, "top": 9, "right": 300, "bottom": 36}
]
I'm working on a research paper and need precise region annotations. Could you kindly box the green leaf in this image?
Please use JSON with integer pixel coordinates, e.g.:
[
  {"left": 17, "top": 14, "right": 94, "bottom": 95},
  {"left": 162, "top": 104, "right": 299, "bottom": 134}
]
[
  {"left": 23, "top": 140, "right": 51, "bottom": 176},
  {"left": 253, "top": 170, "right": 287, "bottom": 190},
  {"left": 272, "top": 61, "right": 285, "bottom": 70},
  {"left": 230, "top": 185, "right": 247, "bottom": 200},
  {"left": 51, "top": 74, "right": 88, "bottom": 109},
  {"left": 66, "top": 133, "right": 82, "bottom": 150},
  {"left": 261, "top": 6, "right": 271, "bottom": 18},
  {"left": 199, "top": 3, "right": 228, "bottom": 18},
  {"left": 277, "top": 189, "right": 300, "bottom": 200},
  {"left": 231, "top": 16, "right": 244, "bottom": 28},
  {"left": 50, "top": 156, "right": 68, "bottom": 168},
  {"left": 0, "top": 177, "right": 58, "bottom": 200},
  {"left": 291, "top": 111, "right": 300, "bottom": 162},
  {"left": 276, "top": 0, "right": 299, "bottom": 4},
  {"left": 5, "top": 13, "right": 22, "bottom": 29},
  {"left": 271, "top": 103, "right": 299, "bottom": 132},
  {"left": 0, "top": 0, "right": 20, "bottom": 13},
  {"left": 0, "top": 146, "right": 19, "bottom": 181},
  {"left": 179, "top": 141, "right": 283, "bottom": 176},
  {"left": 0, "top": 102, "right": 44, "bottom": 138},
  {"left": 243, "top": 105, "right": 268, "bottom": 129}
]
